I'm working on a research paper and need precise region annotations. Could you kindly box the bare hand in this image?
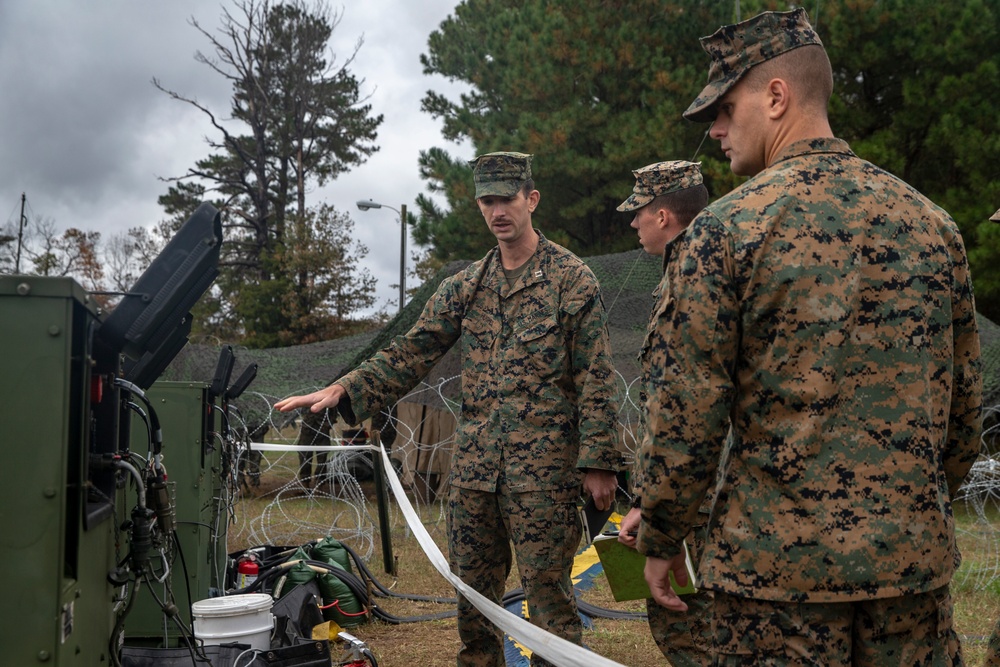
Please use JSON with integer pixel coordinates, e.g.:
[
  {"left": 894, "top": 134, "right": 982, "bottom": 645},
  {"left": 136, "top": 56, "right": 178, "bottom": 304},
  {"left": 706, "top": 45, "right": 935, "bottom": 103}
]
[
  {"left": 645, "top": 554, "right": 689, "bottom": 612},
  {"left": 617, "top": 507, "right": 640, "bottom": 548},
  {"left": 582, "top": 469, "right": 617, "bottom": 511},
  {"left": 274, "top": 384, "right": 346, "bottom": 413}
]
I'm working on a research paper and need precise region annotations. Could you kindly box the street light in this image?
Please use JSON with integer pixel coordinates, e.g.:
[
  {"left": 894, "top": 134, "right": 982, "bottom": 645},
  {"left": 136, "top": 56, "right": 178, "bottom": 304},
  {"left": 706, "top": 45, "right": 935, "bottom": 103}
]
[{"left": 357, "top": 199, "right": 407, "bottom": 313}]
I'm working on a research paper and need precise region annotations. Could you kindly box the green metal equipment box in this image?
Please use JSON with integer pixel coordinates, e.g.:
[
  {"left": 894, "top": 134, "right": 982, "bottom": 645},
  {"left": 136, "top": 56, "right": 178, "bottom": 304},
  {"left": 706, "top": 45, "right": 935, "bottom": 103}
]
[
  {"left": 120, "top": 381, "right": 229, "bottom": 646},
  {"left": 0, "top": 276, "right": 119, "bottom": 666}
]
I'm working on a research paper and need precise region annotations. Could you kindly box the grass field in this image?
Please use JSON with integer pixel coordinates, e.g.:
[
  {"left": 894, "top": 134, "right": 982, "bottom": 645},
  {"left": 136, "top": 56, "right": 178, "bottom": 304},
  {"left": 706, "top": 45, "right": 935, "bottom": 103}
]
[{"left": 228, "top": 451, "right": 999, "bottom": 666}]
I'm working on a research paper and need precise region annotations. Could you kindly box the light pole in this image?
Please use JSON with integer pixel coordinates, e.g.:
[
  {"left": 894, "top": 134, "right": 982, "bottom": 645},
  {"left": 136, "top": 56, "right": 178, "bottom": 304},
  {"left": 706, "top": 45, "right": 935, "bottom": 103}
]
[{"left": 356, "top": 199, "right": 407, "bottom": 313}]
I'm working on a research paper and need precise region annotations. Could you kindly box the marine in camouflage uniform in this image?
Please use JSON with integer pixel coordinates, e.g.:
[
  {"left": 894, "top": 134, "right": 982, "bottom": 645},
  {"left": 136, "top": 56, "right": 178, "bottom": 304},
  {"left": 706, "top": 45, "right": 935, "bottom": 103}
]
[
  {"left": 615, "top": 160, "right": 714, "bottom": 667},
  {"left": 636, "top": 9, "right": 983, "bottom": 665},
  {"left": 295, "top": 408, "right": 333, "bottom": 487},
  {"left": 275, "top": 152, "right": 621, "bottom": 667}
]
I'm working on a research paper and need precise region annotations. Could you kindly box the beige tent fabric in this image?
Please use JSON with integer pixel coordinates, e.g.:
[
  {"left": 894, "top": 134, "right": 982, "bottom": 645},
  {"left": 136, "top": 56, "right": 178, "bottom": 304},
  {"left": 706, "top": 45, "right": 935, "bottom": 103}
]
[
  {"left": 394, "top": 401, "right": 457, "bottom": 502},
  {"left": 389, "top": 400, "right": 640, "bottom": 504}
]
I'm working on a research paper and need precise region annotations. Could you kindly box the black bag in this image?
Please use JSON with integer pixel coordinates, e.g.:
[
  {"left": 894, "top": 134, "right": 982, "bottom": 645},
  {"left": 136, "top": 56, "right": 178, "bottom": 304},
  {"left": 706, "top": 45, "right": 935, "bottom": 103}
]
[{"left": 270, "top": 581, "right": 325, "bottom": 647}]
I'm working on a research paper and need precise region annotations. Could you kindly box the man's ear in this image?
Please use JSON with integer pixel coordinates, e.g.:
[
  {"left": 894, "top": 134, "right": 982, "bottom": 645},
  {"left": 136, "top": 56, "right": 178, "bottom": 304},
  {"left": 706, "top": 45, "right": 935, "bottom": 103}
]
[
  {"left": 767, "top": 78, "right": 790, "bottom": 119},
  {"left": 527, "top": 189, "right": 540, "bottom": 211},
  {"left": 656, "top": 207, "right": 671, "bottom": 230}
]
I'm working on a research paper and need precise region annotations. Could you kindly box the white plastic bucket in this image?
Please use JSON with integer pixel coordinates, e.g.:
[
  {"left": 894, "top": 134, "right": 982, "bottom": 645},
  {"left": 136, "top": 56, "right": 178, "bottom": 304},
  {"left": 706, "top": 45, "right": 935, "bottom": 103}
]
[{"left": 192, "top": 593, "right": 274, "bottom": 651}]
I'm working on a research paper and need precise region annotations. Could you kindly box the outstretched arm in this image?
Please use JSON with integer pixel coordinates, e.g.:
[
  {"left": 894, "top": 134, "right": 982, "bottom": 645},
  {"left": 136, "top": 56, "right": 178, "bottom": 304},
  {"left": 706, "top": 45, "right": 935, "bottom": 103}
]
[{"left": 275, "top": 383, "right": 347, "bottom": 413}]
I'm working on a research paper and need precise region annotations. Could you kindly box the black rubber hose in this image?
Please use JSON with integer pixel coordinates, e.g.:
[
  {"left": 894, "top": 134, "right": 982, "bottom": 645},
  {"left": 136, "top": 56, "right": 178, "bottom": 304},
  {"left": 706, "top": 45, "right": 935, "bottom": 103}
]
[{"left": 340, "top": 541, "right": 457, "bottom": 604}]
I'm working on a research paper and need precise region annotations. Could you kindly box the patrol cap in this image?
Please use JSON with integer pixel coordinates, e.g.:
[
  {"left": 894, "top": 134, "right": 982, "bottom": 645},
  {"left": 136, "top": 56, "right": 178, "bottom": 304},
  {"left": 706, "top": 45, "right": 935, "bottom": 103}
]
[
  {"left": 616, "top": 161, "right": 704, "bottom": 212},
  {"left": 991, "top": 207, "right": 1000, "bottom": 223},
  {"left": 470, "top": 152, "right": 533, "bottom": 198},
  {"left": 683, "top": 8, "right": 823, "bottom": 123}
]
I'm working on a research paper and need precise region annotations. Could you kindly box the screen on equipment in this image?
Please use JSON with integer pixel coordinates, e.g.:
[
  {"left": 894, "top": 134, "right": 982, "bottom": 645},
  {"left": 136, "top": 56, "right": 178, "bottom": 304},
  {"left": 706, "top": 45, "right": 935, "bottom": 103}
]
[{"left": 97, "top": 202, "right": 222, "bottom": 367}]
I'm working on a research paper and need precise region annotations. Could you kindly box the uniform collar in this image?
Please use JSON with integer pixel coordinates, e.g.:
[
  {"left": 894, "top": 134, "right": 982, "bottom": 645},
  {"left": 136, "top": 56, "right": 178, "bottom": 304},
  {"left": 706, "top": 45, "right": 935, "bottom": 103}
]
[
  {"left": 769, "top": 137, "right": 855, "bottom": 168},
  {"left": 484, "top": 230, "right": 550, "bottom": 295}
]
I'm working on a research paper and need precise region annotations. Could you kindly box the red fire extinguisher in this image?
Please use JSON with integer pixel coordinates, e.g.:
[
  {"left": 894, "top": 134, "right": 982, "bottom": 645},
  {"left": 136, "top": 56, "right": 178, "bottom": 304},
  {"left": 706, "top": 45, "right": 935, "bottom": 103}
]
[{"left": 236, "top": 554, "right": 259, "bottom": 589}]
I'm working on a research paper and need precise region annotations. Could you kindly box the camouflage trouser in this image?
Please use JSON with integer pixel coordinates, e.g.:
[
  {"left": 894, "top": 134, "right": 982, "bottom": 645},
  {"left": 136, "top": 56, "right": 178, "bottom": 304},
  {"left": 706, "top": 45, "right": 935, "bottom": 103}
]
[
  {"left": 712, "top": 584, "right": 962, "bottom": 666},
  {"left": 985, "top": 616, "right": 1000, "bottom": 667},
  {"left": 448, "top": 483, "right": 582, "bottom": 667},
  {"left": 295, "top": 409, "right": 333, "bottom": 487},
  {"left": 646, "top": 521, "right": 714, "bottom": 666},
  {"left": 297, "top": 450, "right": 328, "bottom": 486}
]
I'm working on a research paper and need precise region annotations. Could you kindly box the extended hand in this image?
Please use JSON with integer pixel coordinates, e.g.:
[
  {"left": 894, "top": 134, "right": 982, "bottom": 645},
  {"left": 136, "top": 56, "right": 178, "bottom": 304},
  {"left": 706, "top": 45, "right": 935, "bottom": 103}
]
[{"left": 274, "top": 384, "right": 346, "bottom": 413}]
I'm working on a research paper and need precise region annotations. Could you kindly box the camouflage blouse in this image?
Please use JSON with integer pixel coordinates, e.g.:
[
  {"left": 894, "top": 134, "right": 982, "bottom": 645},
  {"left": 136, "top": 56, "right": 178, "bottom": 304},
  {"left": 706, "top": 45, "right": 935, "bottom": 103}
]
[
  {"left": 337, "top": 233, "right": 621, "bottom": 494},
  {"left": 637, "top": 137, "right": 983, "bottom": 602}
]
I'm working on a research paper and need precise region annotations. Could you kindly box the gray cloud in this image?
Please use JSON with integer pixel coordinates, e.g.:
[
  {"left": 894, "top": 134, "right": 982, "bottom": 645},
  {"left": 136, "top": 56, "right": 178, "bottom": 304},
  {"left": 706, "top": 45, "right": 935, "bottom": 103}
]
[{"left": 0, "top": 0, "right": 473, "bottom": 314}]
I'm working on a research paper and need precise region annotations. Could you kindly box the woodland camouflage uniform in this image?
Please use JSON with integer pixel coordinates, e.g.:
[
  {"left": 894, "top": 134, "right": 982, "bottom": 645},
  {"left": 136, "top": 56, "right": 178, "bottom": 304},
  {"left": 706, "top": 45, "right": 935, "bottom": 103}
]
[
  {"left": 638, "top": 8, "right": 983, "bottom": 665},
  {"left": 294, "top": 408, "right": 332, "bottom": 487},
  {"left": 620, "top": 160, "right": 714, "bottom": 667},
  {"left": 334, "top": 153, "right": 620, "bottom": 667}
]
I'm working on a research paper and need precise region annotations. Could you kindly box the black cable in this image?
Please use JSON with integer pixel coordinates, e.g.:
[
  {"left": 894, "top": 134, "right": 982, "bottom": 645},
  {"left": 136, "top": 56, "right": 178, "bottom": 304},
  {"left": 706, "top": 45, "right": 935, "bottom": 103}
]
[
  {"left": 140, "top": 572, "right": 210, "bottom": 665},
  {"left": 501, "top": 586, "right": 646, "bottom": 621},
  {"left": 361, "top": 647, "right": 380, "bottom": 667},
  {"left": 576, "top": 599, "right": 647, "bottom": 621},
  {"left": 126, "top": 401, "right": 152, "bottom": 452},
  {"left": 259, "top": 546, "right": 299, "bottom": 568},
  {"left": 109, "top": 579, "right": 138, "bottom": 667},
  {"left": 172, "top": 531, "right": 196, "bottom": 629},
  {"left": 340, "top": 541, "right": 457, "bottom": 604},
  {"left": 301, "top": 560, "right": 370, "bottom": 607},
  {"left": 114, "top": 379, "right": 162, "bottom": 456},
  {"left": 210, "top": 403, "right": 230, "bottom": 443}
]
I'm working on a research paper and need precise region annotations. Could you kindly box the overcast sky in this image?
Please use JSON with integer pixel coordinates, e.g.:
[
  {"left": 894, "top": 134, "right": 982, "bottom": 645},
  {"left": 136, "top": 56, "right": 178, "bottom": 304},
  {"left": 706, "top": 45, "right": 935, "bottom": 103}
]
[{"left": 0, "top": 0, "right": 472, "bottom": 315}]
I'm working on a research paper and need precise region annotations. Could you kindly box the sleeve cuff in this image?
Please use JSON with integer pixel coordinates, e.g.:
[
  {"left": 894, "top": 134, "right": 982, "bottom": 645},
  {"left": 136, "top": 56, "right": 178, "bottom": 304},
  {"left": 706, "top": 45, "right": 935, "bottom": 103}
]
[{"left": 334, "top": 385, "right": 359, "bottom": 425}]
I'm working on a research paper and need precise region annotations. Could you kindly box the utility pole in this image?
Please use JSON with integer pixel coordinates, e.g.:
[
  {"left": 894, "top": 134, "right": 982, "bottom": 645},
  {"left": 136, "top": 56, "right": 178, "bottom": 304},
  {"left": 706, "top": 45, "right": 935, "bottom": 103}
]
[
  {"left": 398, "top": 203, "right": 406, "bottom": 314},
  {"left": 15, "top": 192, "right": 26, "bottom": 274},
  {"left": 356, "top": 199, "right": 409, "bottom": 313}
]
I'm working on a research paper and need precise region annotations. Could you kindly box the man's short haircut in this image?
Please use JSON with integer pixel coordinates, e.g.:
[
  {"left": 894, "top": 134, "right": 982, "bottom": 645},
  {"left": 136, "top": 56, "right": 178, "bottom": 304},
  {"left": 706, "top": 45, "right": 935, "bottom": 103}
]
[
  {"left": 742, "top": 44, "right": 833, "bottom": 113},
  {"left": 520, "top": 179, "right": 536, "bottom": 197},
  {"left": 650, "top": 183, "right": 709, "bottom": 226}
]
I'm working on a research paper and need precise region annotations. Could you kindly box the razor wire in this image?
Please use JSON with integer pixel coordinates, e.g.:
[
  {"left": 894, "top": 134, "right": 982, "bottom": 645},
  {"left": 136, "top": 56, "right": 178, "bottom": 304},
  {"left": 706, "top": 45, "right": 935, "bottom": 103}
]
[
  {"left": 222, "top": 378, "right": 1000, "bottom": 596},
  {"left": 953, "top": 404, "right": 1000, "bottom": 592},
  {"left": 221, "top": 369, "right": 644, "bottom": 554}
]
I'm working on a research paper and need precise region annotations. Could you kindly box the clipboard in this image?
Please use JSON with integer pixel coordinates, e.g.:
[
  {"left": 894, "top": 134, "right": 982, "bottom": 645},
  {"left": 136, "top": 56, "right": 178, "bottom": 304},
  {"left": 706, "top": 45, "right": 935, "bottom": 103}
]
[{"left": 592, "top": 535, "right": 697, "bottom": 602}]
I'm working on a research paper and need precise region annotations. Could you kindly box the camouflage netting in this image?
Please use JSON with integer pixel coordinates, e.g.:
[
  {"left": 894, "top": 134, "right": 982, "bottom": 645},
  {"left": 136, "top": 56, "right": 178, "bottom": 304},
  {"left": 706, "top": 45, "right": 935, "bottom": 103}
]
[
  {"left": 162, "top": 248, "right": 1000, "bottom": 410},
  {"left": 980, "top": 314, "right": 1000, "bottom": 407}
]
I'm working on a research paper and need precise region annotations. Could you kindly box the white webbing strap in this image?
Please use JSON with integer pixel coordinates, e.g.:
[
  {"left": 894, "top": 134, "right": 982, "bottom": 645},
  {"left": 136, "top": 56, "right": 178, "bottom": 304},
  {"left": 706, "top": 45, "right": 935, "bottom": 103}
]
[{"left": 376, "top": 444, "right": 627, "bottom": 667}]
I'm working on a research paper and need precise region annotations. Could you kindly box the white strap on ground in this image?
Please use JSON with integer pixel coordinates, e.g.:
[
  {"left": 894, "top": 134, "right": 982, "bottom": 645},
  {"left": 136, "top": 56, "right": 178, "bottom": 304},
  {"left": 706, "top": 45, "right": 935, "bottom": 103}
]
[{"left": 376, "top": 444, "right": 627, "bottom": 667}]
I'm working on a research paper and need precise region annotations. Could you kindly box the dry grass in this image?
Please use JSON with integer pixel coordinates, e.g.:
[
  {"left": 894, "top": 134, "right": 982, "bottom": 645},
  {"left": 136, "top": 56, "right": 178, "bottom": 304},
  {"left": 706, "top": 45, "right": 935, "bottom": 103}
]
[{"left": 228, "top": 460, "right": 1000, "bottom": 666}]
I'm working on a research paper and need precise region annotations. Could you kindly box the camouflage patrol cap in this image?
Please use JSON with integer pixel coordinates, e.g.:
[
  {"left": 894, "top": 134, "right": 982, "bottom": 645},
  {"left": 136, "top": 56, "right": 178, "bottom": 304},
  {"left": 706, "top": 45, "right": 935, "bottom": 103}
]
[
  {"left": 470, "top": 152, "right": 533, "bottom": 198},
  {"left": 991, "top": 207, "right": 1000, "bottom": 222},
  {"left": 616, "top": 160, "right": 704, "bottom": 212},
  {"left": 683, "top": 8, "right": 823, "bottom": 123}
]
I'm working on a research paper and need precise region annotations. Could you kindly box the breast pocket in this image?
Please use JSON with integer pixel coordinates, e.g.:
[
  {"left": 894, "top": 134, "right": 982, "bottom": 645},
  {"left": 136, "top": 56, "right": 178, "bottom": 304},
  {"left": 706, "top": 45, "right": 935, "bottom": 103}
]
[
  {"left": 516, "top": 316, "right": 565, "bottom": 379},
  {"left": 462, "top": 314, "right": 497, "bottom": 374}
]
